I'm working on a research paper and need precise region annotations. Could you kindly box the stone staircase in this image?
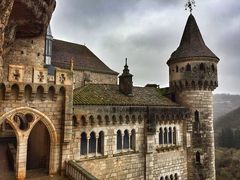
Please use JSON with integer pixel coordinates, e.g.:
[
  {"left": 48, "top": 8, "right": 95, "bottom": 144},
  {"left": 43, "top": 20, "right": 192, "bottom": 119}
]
[{"left": 65, "top": 160, "right": 98, "bottom": 180}]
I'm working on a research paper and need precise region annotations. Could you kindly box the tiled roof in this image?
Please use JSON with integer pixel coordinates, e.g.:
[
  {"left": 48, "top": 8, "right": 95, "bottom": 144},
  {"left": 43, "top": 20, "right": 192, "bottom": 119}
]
[
  {"left": 167, "top": 14, "right": 219, "bottom": 64},
  {"left": 73, "top": 84, "right": 179, "bottom": 106},
  {"left": 52, "top": 39, "right": 118, "bottom": 75}
]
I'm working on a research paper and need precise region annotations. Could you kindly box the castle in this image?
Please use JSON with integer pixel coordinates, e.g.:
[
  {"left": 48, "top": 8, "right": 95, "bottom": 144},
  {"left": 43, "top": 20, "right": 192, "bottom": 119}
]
[{"left": 0, "top": 1, "right": 219, "bottom": 180}]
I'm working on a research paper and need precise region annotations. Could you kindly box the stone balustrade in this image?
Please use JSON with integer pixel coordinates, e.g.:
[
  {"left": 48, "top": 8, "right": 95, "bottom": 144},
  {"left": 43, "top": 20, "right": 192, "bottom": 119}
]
[{"left": 65, "top": 160, "right": 98, "bottom": 180}]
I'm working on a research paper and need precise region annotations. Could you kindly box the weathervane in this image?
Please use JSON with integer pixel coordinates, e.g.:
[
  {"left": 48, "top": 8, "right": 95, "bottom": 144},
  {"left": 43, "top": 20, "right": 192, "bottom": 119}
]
[{"left": 185, "top": 0, "right": 196, "bottom": 13}]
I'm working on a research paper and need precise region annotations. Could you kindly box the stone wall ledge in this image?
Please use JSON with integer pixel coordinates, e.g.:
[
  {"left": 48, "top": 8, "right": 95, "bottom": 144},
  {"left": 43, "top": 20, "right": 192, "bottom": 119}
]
[
  {"left": 78, "top": 155, "right": 108, "bottom": 162},
  {"left": 113, "top": 150, "right": 139, "bottom": 157}
]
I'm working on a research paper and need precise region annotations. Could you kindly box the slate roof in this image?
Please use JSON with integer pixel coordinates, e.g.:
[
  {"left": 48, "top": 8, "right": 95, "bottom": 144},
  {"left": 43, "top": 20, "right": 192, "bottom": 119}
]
[
  {"left": 167, "top": 14, "right": 219, "bottom": 64},
  {"left": 73, "top": 84, "right": 179, "bottom": 106},
  {"left": 52, "top": 39, "right": 118, "bottom": 75}
]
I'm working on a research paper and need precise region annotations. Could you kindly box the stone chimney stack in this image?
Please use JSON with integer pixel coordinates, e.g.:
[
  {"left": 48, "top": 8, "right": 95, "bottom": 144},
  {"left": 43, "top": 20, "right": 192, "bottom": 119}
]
[{"left": 119, "top": 58, "right": 133, "bottom": 96}]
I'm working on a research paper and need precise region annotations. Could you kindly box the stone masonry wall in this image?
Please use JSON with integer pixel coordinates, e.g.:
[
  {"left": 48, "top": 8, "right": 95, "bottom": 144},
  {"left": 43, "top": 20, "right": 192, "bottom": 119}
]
[
  {"left": 3, "top": 36, "right": 45, "bottom": 82},
  {"left": 72, "top": 105, "right": 189, "bottom": 180},
  {"left": 0, "top": 82, "right": 69, "bottom": 179},
  {"left": 146, "top": 121, "right": 188, "bottom": 180},
  {"left": 74, "top": 70, "right": 117, "bottom": 89},
  {"left": 147, "top": 150, "right": 188, "bottom": 180},
  {"left": 72, "top": 105, "right": 145, "bottom": 179},
  {"left": 176, "top": 90, "right": 215, "bottom": 180}
]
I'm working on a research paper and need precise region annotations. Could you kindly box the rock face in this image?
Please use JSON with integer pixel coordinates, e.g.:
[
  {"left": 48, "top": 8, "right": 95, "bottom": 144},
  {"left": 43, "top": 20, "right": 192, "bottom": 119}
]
[
  {"left": 0, "top": 0, "right": 56, "bottom": 58},
  {"left": 0, "top": 0, "right": 56, "bottom": 81},
  {"left": 0, "top": 0, "right": 14, "bottom": 80}
]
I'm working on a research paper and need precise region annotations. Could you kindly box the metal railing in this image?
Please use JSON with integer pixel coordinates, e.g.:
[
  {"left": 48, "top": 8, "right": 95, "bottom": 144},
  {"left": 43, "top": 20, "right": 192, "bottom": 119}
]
[{"left": 65, "top": 160, "right": 98, "bottom": 180}]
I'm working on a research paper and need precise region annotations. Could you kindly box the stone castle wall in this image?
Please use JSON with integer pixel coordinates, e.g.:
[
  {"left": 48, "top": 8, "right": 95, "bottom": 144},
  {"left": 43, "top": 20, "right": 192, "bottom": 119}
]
[
  {"left": 3, "top": 36, "right": 45, "bottom": 83},
  {"left": 0, "top": 82, "right": 69, "bottom": 179},
  {"left": 74, "top": 70, "right": 117, "bottom": 88},
  {"left": 72, "top": 105, "right": 145, "bottom": 179},
  {"left": 176, "top": 90, "right": 215, "bottom": 180},
  {"left": 71, "top": 105, "right": 188, "bottom": 180}
]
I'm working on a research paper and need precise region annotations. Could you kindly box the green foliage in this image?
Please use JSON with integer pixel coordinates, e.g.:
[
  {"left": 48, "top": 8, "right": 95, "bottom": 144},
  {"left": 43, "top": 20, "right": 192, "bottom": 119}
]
[
  {"left": 215, "top": 106, "right": 240, "bottom": 131},
  {"left": 218, "top": 128, "right": 240, "bottom": 148},
  {"left": 216, "top": 148, "right": 240, "bottom": 180}
]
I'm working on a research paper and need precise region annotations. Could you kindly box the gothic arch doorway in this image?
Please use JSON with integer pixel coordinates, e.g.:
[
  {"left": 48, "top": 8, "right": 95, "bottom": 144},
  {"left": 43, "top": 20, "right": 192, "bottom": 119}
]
[
  {"left": 0, "top": 119, "right": 18, "bottom": 179},
  {"left": 0, "top": 107, "right": 58, "bottom": 180},
  {"left": 27, "top": 121, "right": 50, "bottom": 171}
]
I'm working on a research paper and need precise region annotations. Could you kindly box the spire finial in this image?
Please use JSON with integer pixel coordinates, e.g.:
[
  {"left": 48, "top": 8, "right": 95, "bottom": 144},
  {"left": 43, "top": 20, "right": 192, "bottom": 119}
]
[
  {"left": 125, "top": 58, "right": 128, "bottom": 66},
  {"left": 185, "top": 0, "right": 196, "bottom": 13}
]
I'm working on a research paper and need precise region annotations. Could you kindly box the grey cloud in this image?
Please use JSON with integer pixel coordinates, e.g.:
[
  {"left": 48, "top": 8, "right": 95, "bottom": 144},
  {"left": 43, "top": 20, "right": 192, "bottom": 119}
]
[{"left": 52, "top": 0, "right": 240, "bottom": 94}]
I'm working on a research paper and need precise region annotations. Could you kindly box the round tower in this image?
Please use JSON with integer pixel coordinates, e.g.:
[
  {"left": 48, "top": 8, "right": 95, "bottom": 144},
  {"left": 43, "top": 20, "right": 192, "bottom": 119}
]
[{"left": 167, "top": 14, "right": 219, "bottom": 180}]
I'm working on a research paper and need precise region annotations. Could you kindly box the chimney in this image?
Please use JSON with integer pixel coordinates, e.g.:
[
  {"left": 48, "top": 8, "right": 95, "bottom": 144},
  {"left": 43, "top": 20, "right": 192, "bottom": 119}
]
[{"left": 119, "top": 58, "right": 133, "bottom": 96}]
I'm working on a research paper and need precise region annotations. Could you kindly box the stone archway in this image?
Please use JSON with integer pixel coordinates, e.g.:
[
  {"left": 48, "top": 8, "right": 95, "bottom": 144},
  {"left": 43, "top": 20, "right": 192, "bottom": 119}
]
[
  {"left": 0, "top": 107, "right": 58, "bottom": 180},
  {"left": 27, "top": 121, "right": 50, "bottom": 171}
]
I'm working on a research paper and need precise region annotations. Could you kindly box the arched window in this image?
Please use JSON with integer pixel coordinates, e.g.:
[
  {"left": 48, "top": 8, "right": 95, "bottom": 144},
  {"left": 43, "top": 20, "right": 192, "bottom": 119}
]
[
  {"left": 11, "top": 84, "right": 19, "bottom": 100},
  {"left": 0, "top": 83, "right": 5, "bottom": 100},
  {"left": 112, "top": 115, "right": 117, "bottom": 124},
  {"left": 164, "top": 128, "right": 168, "bottom": 144},
  {"left": 24, "top": 85, "right": 32, "bottom": 101},
  {"left": 170, "top": 175, "right": 174, "bottom": 180},
  {"left": 173, "top": 127, "right": 177, "bottom": 145},
  {"left": 47, "top": 86, "right": 55, "bottom": 101},
  {"left": 72, "top": 115, "right": 78, "bottom": 127},
  {"left": 211, "top": 64, "right": 215, "bottom": 72},
  {"left": 119, "top": 115, "right": 123, "bottom": 124},
  {"left": 195, "top": 110, "right": 200, "bottom": 122},
  {"left": 80, "top": 132, "right": 87, "bottom": 155},
  {"left": 98, "top": 131, "right": 104, "bottom": 154},
  {"left": 132, "top": 115, "right": 136, "bottom": 124},
  {"left": 125, "top": 115, "right": 130, "bottom": 124},
  {"left": 105, "top": 115, "right": 110, "bottom": 125},
  {"left": 59, "top": 86, "right": 66, "bottom": 101},
  {"left": 165, "top": 176, "right": 169, "bottom": 180},
  {"left": 89, "top": 115, "right": 94, "bottom": 125},
  {"left": 81, "top": 116, "right": 87, "bottom": 126},
  {"left": 160, "top": 177, "right": 164, "bottom": 180},
  {"left": 89, "top": 132, "right": 96, "bottom": 153},
  {"left": 36, "top": 86, "right": 44, "bottom": 101},
  {"left": 196, "top": 151, "right": 201, "bottom": 163},
  {"left": 176, "top": 66, "right": 179, "bottom": 72},
  {"left": 117, "top": 130, "right": 122, "bottom": 150},
  {"left": 130, "top": 129, "right": 136, "bottom": 150},
  {"left": 194, "top": 110, "right": 200, "bottom": 132},
  {"left": 159, "top": 128, "right": 163, "bottom": 144},
  {"left": 186, "top": 63, "right": 191, "bottom": 71},
  {"left": 200, "top": 63, "right": 205, "bottom": 71},
  {"left": 174, "top": 173, "right": 178, "bottom": 180},
  {"left": 169, "top": 127, "right": 172, "bottom": 144},
  {"left": 123, "top": 130, "right": 129, "bottom": 149},
  {"left": 97, "top": 115, "right": 102, "bottom": 125}
]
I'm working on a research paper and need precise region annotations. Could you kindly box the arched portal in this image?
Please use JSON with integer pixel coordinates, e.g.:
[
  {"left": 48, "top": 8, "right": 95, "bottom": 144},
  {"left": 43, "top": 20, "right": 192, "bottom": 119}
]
[
  {"left": 0, "top": 107, "right": 58, "bottom": 180},
  {"left": 0, "top": 119, "right": 18, "bottom": 179},
  {"left": 27, "top": 121, "right": 50, "bottom": 171}
]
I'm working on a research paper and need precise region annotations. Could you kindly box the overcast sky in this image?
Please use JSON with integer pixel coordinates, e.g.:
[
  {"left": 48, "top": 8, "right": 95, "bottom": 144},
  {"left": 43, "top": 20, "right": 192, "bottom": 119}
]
[{"left": 51, "top": 0, "right": 240, "bottom": 94}]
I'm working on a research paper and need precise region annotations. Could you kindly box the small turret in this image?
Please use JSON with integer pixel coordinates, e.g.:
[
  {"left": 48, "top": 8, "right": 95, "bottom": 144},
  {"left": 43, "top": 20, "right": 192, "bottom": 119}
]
[
  {"left": 45, "top": 25, "right": 53, "bottom": 65},
  {"left": 119, "top": 58, "right": 133, "bottom": 96},
  {"left": 44, "top": 25, "right": 55, "bottom": 76}
]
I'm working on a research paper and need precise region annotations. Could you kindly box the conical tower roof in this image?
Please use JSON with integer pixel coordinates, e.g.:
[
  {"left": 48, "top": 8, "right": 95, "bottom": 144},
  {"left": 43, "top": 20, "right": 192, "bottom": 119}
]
[{"left": 167, "top": 14, "right": 219, "bottom": 64}]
